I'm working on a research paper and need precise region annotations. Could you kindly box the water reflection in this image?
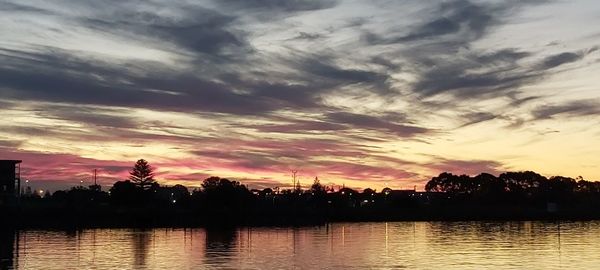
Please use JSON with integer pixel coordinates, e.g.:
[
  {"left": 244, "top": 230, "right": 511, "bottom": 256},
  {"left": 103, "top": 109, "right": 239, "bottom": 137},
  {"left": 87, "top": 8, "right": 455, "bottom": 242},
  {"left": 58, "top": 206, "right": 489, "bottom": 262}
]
[
  {"left": 132, "top": 230, "right": 151, "bottom": 268},
  {"left": 204, "top": 227, "right": 237, "bottom": 266},
  {"left": 2, "top": 221, "right": 600, "bottom": 269},
  {"left": 0, "top": 229, "right": 15, "bottom": 269}
]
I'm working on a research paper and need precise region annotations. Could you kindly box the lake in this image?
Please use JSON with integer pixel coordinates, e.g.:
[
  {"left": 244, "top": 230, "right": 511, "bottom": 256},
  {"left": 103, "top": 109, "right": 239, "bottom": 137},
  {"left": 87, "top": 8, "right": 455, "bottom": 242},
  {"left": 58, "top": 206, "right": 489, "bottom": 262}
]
[{"left": 2, "top": 221, "right": 600, "bottom": 269}]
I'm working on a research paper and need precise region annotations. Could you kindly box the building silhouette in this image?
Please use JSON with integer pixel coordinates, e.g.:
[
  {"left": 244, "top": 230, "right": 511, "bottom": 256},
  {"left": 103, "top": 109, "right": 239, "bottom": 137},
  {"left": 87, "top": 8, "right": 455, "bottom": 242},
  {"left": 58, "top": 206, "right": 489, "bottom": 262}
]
[{"left": 0, "top": 160, "right": 22, "bottom": 206}]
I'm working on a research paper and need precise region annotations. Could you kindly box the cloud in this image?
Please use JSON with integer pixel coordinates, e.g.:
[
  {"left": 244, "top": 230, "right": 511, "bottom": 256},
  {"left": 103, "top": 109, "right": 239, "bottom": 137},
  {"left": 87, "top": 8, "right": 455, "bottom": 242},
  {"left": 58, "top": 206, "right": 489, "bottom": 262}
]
[
  {"left": 326, "top": 112, "right": 431, "bottom": 137},
  {"left": 0, "top": 139, "right": 22, "bottom": 149},
  {"left": 532, "top": 100, "right": 600, "bottom": 119},
  {"left": 397, "top": 0, "right": 493, "bottom": 42},
  {"left": 427, "top": 158, "right": 505, "bottom": 176},
  {"left": 0, "top": 48, "right": 306, "bottom": 115},
  {"left": 303, "top": 58, "right": 382, "bottom": 82},
  {"left": 541, "top": 52, "right": 583, "bottom": 69},
  {"left": 215, "top": 0, "right": 338, "bottom": 13},
  {"left": 365, "top": 0, "right": 545, "bottom": 46},
  {"left": 243, "top": 112, "right": 429, "bottom": 139},
  {"left": 0, "top": 147, "right": 131, "bottom": 184},
  {"left": 408, "top": 48, "right": 539, "bottom": 99},
  {"left": 459, "top": 112, "right": 498, "bottom": 127},
  {"left": 361, "top": 1, "right": 560, "bottom": 102},
  {"left": 292, "top": 32, "right": 324, "bottom": 41},
  {"left": 535, "top": 47, "right": 597, "bottom": 71},
  {"left": 83, "top": 7, "right": 248, "bottom": 57},
  {"left": 36, "top": 105, "right": 140, "bottom": 129},
  {"left": 2, "top": 0, "right": 599, "bottom": 189},
  {"left": 0, "top": 2, "right": 50, "bottom": 13},
  {"left": 246, "top": 119, "right": 347, "bottom": 134}
]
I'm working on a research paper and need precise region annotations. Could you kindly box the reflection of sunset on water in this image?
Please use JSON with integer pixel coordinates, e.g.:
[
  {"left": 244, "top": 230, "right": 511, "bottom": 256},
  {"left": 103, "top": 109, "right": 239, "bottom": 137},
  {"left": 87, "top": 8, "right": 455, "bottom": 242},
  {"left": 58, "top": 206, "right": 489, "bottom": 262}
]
[{"left": 3, "top": 222, "right": 599, "bottom": 269}]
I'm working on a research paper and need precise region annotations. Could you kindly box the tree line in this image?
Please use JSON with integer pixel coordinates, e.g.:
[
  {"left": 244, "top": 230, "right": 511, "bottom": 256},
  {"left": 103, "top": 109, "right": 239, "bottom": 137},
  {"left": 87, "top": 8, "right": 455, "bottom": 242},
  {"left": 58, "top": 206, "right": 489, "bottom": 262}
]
[
  {"left": 12, "top": 159, "right": 600, "bottom": 226},
  {"left": 425, "top": 171, "right": 600, "bottom": 204}
]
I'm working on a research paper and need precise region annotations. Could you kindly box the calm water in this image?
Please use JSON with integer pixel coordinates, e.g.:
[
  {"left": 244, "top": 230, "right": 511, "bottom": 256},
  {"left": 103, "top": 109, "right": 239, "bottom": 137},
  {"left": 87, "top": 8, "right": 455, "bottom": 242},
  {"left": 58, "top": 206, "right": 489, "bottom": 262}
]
[{"left": 2, "top": 221, "right": 600, "bottom": 269}]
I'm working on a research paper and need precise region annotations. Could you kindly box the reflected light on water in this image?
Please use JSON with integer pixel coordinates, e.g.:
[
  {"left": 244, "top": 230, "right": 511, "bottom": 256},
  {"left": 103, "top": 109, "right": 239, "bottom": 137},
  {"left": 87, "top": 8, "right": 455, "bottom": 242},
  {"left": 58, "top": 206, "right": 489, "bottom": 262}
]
[{"left": 2, "top": 221, "right": 600, "bottom": 269}]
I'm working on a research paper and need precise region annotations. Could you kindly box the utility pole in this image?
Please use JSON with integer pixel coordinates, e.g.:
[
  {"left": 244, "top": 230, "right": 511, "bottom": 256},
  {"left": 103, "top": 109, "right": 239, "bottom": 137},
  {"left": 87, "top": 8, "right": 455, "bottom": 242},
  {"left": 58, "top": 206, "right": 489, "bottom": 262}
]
[
  {"left": 291, "top": 170, "right": 298, "bottom": 192},
  {"left": 90, "top": 168, "right": 101, "bottom": 192}
]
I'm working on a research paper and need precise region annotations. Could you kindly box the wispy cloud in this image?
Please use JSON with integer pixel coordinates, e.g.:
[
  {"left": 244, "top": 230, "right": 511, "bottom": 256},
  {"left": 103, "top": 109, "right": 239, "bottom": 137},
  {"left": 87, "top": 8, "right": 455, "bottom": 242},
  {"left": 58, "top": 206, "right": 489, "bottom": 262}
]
[{"left": 2, "top": 0, "right": 600, "bottom": 188}]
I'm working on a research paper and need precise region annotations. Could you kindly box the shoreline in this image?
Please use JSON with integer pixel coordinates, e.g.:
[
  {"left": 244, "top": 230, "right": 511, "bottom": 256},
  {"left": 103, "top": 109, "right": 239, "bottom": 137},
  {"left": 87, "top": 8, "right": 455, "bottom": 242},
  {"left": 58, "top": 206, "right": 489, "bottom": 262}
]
[{"left": 3, "top": 207, "right": 600, "bottom": 229}]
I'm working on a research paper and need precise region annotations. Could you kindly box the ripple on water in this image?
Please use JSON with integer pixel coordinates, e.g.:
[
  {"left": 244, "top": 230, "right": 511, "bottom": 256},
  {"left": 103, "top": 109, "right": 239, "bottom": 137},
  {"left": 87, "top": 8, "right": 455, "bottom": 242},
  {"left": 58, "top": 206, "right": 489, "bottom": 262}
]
[{"left": 1, "top": 221, "right": 600, "bottom": 269}]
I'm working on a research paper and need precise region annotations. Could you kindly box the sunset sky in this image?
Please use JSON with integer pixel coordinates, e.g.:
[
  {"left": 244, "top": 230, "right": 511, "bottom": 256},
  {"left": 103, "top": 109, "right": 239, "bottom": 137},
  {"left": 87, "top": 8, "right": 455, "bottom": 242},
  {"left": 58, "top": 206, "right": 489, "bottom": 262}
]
[{"left": 1, "top": 0, "right": 599, "bottom": 191}]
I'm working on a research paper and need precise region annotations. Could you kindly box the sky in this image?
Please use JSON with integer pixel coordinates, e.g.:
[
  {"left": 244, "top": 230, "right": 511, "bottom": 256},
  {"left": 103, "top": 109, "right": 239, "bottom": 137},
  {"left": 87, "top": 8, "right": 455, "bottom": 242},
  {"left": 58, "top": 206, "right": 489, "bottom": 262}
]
[{"left": 1, "top": 0, "right": 600, "bottom": 191}]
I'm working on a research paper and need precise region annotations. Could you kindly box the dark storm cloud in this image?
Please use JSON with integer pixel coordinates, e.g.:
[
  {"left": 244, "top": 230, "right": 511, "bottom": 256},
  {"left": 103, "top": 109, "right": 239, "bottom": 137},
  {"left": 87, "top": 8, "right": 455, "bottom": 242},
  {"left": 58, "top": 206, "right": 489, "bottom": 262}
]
[{"left": 531, "top": 100, "right": 600, "bottom": 120}]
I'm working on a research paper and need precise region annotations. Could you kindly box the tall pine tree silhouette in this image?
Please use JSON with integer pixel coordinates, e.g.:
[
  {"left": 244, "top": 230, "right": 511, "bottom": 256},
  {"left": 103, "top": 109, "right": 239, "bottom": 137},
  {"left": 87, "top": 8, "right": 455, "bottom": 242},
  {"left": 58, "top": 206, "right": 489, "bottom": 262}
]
[{"left": 129, "top": 159, "right": 156, "bottom": 190}]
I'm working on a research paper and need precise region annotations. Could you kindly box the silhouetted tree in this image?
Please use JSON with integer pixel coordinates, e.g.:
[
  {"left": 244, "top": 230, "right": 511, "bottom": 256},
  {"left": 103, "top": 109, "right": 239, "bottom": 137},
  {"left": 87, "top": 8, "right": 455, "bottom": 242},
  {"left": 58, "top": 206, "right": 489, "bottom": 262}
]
[
  {"left": 310, "top": 177, "right": 326, "bottom": 195},
  {"left": 110, "top": 180, "right": 142, "bottom": 205},
  {"left": 362, "top": 188, "right": 376, "bottom": 195},
  {"left": 89, "top": 184, "right": 101, "bottom": 192},
  {"left": 544, "top": 176, "right": 576, "bottom": 201},
  {"left": 472, "top": 173, "right": 504, "bottom": 194},
  {"left": 577, "top": 179, "right": 600, "bottom": 193},
  {"left": 425, "top": 172, "right": 472, "bottom": 194},
  {"left": 170, "top": 184, "right": 190, "bottom": 203},
  {"left": 201, "top": 177, "right": 253, "bottom": 211},
  {"left": 52, "top": 190, "right": 68, "bottom": 202},
  {"left": 129, "top": 159, "right": 156, "bottom": 190},
  {"left": 339, "top": 187, "right": 357, "bottom": 196},
  {"left": 201, "top": 176, "right": 224, "bottom": 191},
  {"left": 261, "top": 188, "right": 273, "bottom": 195},
  {"left": 498, "top": 171, "right": 547, "bottom": 195}
]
